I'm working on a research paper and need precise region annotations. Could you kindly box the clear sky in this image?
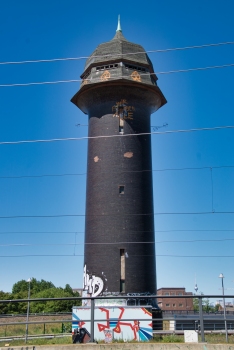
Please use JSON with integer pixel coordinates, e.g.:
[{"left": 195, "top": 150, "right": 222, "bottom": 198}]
[{"left": 0, "top": 0, "right": 233, "bottom": 302}]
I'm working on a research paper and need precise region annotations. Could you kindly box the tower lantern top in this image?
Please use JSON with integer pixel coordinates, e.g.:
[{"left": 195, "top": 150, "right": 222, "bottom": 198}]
[
  {"left": 82, "top": 19, "right": 154, "bottom": 74},
  {"left": 71, "top": 20, "right": 167, "bottom": 113}
]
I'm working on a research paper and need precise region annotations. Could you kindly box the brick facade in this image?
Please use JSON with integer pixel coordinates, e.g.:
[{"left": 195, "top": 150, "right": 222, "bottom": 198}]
[
  {"left": 157, "top": 288, "right": 193, "bottom": 311},
  {"left": 71, "top": 26, "right": 166, "bottom": 295}
]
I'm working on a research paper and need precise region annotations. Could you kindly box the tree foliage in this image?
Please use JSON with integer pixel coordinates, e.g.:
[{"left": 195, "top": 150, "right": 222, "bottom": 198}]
[
  {"left": 12, "top": 278, "right": 55, "bottom": 295},
  {"left": 193, "top": 293, "right": 219, "bottom": 312},
  {"left": 0, "top": 278, "right": 81, "bottom": 314}
]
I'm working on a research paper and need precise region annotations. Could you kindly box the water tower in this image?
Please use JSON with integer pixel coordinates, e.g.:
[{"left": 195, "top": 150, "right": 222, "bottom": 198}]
[{"left": 71, "top": 17, "right": 166, "bottom": 297}]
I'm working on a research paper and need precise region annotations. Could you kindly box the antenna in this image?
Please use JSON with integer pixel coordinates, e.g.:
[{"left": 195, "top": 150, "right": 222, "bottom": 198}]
[
  {"left": 194, "top": 274, "right": 198, "bottom": 293},
  {"left": 116, "top": 15, "right": 122, "bottom": 32}
]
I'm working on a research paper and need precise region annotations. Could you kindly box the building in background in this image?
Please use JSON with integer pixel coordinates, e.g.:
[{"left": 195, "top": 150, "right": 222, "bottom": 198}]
[
  {"left": 157, "top": 288, "right": 193, "bottom": 311},
  {"left": 71, "top": 17, "right": 166, "bottom": 297},
  {"left": 72, "top": 288, "right": 83, "bottom": 296}
]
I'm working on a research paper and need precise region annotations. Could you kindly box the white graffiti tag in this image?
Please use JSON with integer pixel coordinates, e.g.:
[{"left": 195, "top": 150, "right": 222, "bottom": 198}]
[{"left": 83, "top": 265, "right": 104, "bottom": 297}]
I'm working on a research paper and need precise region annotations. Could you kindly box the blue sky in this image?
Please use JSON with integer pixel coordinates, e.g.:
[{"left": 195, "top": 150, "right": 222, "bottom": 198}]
[{"left": 0, "top": 0, "right": 234, "bottom": 302}]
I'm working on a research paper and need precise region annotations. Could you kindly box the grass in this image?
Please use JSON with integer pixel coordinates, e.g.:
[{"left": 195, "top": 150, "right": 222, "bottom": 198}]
[
  {"left": 0, "top": 315, "right": 69, "bottom": 338},
  {"left": 1, "top": 315, "right": 234, "bottom": 346},
  {"left": 1, "top": 333, "right": 234, "bottom": 347},
  {"left": 0, "top": 336, "right": 72, "bottom": 347},
  {"left": 203, "top": 333, "right": 234, "bottom": 344}
]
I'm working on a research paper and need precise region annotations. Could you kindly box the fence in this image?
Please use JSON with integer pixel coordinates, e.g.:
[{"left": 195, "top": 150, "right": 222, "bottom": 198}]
[{"left": 0, "top": 294, "right": 233, "bottom": 343}]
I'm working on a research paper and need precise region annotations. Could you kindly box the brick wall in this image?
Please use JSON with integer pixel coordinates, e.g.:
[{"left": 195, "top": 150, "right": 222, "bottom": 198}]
[{"left": 157, "top": 287, "right": 193, "bottom": 311}]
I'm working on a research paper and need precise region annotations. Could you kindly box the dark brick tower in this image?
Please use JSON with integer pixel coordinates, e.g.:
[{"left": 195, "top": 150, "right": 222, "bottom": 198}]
[{"left": 71, "top": 17, "right": 166, "bottom": 297}]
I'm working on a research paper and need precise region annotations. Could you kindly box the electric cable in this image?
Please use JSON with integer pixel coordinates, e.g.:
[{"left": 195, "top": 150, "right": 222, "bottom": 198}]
[
  {"left": 0, "top": 41, "right": 233, "bottom": 65},
  {"left": 0, "top": 229, "right": 233, "bottom": 234},
  {"left": 0, "top": 211, "right": 233, "bottom": 219},
  {"left": 1, "top": 237, "right": 234, "bottom": 247},
  {"left": 0, "top": 165, "right": 233, "bottom": 179},
  {"left": 0, "top": 253, "right": 233, "bottom": 258},
  {"left": 0, "top": 125, "right": 233, "bottom": 145},
  {"left": 0, "top": 173, "right": 87, "bottom": 179},
  {"left": 0, "top": 63, "right": 234, "bottom": 87}
]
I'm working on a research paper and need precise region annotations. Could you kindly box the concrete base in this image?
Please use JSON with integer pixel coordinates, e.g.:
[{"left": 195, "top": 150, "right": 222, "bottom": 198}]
[{"left": 1, "top": 344, "right": 233, "bottom": 350}]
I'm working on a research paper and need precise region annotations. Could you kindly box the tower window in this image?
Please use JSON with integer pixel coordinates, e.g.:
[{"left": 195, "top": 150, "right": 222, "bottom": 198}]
[
  {"left": 119, "top": 185, "right": 125, "bottom": 194},
  {"left": 96, "top": 63, "right": 118, "bottom": 71},
  {"left": 120, "top": 249, "right": 125, "bottom": 292},
  {"left": 119, "top": 117, "right": 124, "bottom": 134},
  {"left": 124, "top": 63, "right": 148, "bottom": 73},
  {"left": 120, "top": 279, "right": 125, "bottom": 293}
]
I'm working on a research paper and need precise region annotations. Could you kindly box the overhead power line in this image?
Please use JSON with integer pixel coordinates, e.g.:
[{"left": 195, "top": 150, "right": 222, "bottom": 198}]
[
  {"left": 0, "top": 41, "right": 233, "bottom": 65},
  {"left": 0, "top": 254, "right": 233, "bottom": 258},
  {"left": 0, "top": 125, "right": 234, "bottom": 145},
  {"left": 0, "top": 63, "right": 233, "bottom": 87},
  {"left": 0, "top": 229, "right": 233, "bottom": 234},
  {"left": 155, "top": 229, "right": 234, "bottom": 232},
  {"left": 2, "top": 237, "right": 234, "bottom": 247},
  {"left": 0, "top": 165, "right": 233, "bottom": 179},
  {"left": 0, "top": 173, "right": 86, "bottom": 179},
  {"left": 0, "top": 211, "right": 233, "bottom": 219}
]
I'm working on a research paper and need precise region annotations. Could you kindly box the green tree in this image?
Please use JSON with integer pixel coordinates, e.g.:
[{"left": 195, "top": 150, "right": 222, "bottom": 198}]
[
  {"left": 12, "top": 278, "right": 55, "bottom": 295},
  {"left": 64, "top": 284, "right": 73, "bottom": 294},
  {"left": 0, "top": 291, "right": 11, "bottom": 314},
  {"left": 0, "top": 279, "right": 81, "bottom": 315},
  {"left": 12, "top": 279, "right": 29, "bottom": 294},
  {"left": 193, "top": 293, "right": 216, "bottom": 312},
  {"left": 30, "top": 287, "right": 81, "bottom": 313}
]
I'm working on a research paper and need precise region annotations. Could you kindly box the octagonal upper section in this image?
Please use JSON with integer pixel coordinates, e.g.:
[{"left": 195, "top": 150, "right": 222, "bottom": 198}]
[
  {"left": 71, "top": 22, "right": 167, "bottom": 113},
  {"left": 79, "top": 30, "right": 160, "bottom": 89},
  {"left": 84, "top": 31, "right": 153, "bottom": 72}
]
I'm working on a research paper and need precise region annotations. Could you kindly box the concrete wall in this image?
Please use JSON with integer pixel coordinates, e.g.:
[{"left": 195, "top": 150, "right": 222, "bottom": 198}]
[{"left": 2, "top": 344, "right": 234, "bottom": 350}]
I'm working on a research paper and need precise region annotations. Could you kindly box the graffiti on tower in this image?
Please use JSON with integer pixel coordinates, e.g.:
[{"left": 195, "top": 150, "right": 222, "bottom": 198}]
[
  {"left": 112, "top": 99, "right": 135, "bottom": 120},
  {"left": 83, "top": 265, "right": 104, "bottom": 297}
]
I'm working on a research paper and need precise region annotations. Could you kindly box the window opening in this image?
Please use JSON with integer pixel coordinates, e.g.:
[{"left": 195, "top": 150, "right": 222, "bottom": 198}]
[
  {"left": 119, "top": 116, "right": 124, "bottom": 134},
  {"left": 120, "top": 249, "right": 125, "bottom": 292},
  {"left": 124, "top": 63, "right": 148, "bottom": 73},
  {"left": 119, "top": 185, "right": 125, "bottom": 194},
  {"left": 96, "top": 63, "right": 118, "bottom": 71},
  {"left": 120, "top": 280, "right": 125, "bottom": 293}
]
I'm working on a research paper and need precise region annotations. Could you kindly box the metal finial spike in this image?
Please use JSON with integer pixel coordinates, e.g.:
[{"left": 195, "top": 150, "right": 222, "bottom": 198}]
[{"left": 116, "top": 15, "right": 122, "bottom": 32}]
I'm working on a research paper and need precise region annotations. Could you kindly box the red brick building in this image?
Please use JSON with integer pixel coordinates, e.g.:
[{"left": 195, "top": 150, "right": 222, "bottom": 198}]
[{"left": 157, "top": 288, "right": 193, "bottom": 311}]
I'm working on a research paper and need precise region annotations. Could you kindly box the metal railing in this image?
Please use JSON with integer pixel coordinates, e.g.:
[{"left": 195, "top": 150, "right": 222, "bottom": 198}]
[{"left": 0, "top": 294, "right": 233, "bottom": 343}]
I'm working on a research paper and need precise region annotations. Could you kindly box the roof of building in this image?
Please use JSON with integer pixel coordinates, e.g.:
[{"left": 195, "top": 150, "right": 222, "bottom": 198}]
[
  {"left": 157, "top": 287, "right": 187, "bottom": 290},
  {"left": 83, "top": 16, "right": 153, "bottom": 73}
]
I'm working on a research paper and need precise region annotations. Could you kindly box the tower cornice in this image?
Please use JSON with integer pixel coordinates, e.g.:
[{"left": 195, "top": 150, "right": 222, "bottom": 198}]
[{"left": 71, "top": 79, "right": 166, "bottom": 116}]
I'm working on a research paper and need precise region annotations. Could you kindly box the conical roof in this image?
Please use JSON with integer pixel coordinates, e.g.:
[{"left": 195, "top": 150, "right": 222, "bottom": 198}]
[
  {"left": 84, "top": 24, "right": 153, "bottom": 73},
  {"left": 71, "top": 17, "right": 167, "bottom": 114}
]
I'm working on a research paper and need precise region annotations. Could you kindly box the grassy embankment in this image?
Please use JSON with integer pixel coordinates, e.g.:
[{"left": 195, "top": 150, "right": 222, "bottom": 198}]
[{"left": 0, "top": 315, "right": 234, "bottom": 346}]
